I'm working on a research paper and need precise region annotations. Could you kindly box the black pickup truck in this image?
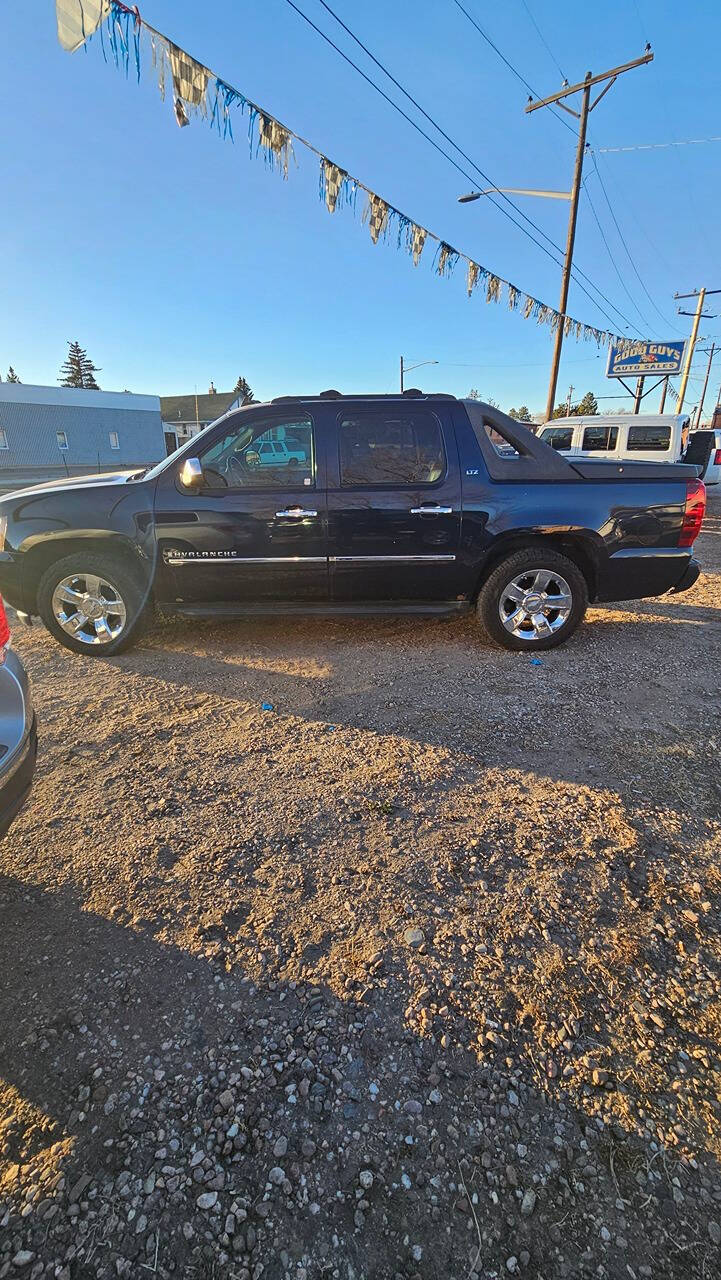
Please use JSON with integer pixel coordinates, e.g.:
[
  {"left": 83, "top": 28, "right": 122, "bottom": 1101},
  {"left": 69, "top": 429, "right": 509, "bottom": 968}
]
[{"left": 0, "top": 392, "right": 705, "bottom": 656}]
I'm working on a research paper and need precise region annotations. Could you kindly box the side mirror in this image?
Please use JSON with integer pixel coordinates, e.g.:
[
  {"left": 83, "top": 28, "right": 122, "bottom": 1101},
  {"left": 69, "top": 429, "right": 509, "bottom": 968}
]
[{"left": 180, "top": 457, "right": 203, "bottom": 489}]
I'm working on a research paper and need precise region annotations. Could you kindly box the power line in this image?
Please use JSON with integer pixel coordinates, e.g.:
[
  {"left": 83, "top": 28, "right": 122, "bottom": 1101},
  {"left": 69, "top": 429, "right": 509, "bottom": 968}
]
[
  {"left": 600, "top": 135, "right": 721, "bottom": 153},
  {"left": 518, "top": 0, "right": 567, "bottom": 82},
  {"left": 445, "top": 2, "right": 653, "bottom": 338},
  {"left": 590, "top": 147, "right": 677, "bottom": 280},
  {"left": 282, "top": 0, "right": 564, "bottom": 271},
  {"left": 446, "top": 1, "right": 668, "bottom": 345},
  {"left": 587, "top": 149, "right": 680, "bottom": 332},
  {"left": 581, "top": 179, "right": 653, "bottom": 335},
  {"left": 284, "top": 0, "right": 641, "bottom": 335},
  {"left": 451, "top": 0, "right": 576, "bottom": 136}
]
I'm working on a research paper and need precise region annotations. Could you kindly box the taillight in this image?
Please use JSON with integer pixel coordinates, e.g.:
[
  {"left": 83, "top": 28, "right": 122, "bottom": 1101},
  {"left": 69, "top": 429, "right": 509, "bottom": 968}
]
[
  {"left": 714, "top": 448, "right": 721, "bottom": 466},
  {"left": 0, "top": 596, "right": 10, "bottom": 660},
  {"left": 679, "top": 478, "right": 706, "bottom": 547}
]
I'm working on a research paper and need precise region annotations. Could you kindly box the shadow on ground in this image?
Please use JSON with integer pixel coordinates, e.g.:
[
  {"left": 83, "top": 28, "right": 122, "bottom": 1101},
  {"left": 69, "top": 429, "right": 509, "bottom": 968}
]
[{"left": 0, "top": 876, "right": 719, "bottom": 1279}]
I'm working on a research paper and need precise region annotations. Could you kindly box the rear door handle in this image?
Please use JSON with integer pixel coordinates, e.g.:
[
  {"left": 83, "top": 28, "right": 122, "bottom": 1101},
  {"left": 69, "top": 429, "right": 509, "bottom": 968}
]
[
  {"left": 410, "top": 505, "right": 453, "bottom": 515},
  {"left": 275, "top": 506, "right": 318, "bottom": 518}
]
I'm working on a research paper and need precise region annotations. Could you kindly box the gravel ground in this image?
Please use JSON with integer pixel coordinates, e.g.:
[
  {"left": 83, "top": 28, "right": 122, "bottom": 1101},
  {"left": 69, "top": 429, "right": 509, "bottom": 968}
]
[{"left": 1, "top": 497, "right": 720, "bottom": 1280}]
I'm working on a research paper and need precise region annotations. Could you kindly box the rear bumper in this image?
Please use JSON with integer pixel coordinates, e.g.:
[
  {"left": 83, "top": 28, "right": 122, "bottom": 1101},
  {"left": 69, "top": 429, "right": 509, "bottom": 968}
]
[
  {"left": 670, "top": 558, "right": 701, "bottom": 594},
  {"left": 596, "top": 547, "right": 700, "bottom": 603}
]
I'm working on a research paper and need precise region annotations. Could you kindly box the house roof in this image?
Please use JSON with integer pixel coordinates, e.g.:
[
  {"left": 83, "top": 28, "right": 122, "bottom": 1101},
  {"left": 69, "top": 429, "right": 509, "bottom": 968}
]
[
  {"left": 0, "top": 383, "right": 160, "bottom": 412},
  {"left": 160, "top": 392, "right": 236, "bottom": 424}
]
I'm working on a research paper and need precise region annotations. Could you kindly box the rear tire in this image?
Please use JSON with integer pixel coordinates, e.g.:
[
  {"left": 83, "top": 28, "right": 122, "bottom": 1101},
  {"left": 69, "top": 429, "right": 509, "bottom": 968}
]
[
  {"left": 37, "top": 552, "right": 152, "bottom": 656},
  {"left": 477, "top": 547, "right": 588, "bottom": 651}
]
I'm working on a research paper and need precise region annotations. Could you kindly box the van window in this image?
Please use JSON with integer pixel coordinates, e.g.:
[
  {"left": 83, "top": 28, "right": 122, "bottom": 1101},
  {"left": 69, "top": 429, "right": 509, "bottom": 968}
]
[
  {"left": 627, "top": 424, "right": 671, "bottom": 452},
  {"left": 540, "top": 426, "right": 573, "bottom": 451},
  {"left": 582, "top": 424, "right": 618, "bottom": 452}
]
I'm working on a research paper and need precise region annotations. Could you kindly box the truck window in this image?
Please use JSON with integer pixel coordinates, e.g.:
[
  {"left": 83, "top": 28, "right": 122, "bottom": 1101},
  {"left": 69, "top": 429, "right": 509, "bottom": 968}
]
[
  {"left": 339, "top": 410, "right": 446, "bottom": 486},
  {"left": 483, "top": 424, "right": 520, "bottom": 457},
  {"left": 199, "top": 416, "right": 314, "bottom": 488},
  {"left": 540, "top": 427, "right": 573, "bottom": 451},
  {"left": 627, "top": 424, "right": 671, "bottom": 451},
  {"left": 581, "top": 424, "right": 618, "bottom": 451}
]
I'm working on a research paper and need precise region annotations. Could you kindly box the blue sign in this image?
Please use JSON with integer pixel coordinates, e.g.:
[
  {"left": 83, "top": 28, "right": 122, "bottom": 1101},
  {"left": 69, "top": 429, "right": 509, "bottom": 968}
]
[{"left": 607, "top": 340, "right": 686, "bottom": 378}]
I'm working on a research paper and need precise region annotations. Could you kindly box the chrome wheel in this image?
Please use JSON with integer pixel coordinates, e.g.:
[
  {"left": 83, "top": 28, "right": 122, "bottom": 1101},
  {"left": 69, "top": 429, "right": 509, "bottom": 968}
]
[
  {"left": 498, "top": 568, "right": 573, "bottom": 641},
  {"left": 51, "top": 573, "right": 127, "bottom": 646}
]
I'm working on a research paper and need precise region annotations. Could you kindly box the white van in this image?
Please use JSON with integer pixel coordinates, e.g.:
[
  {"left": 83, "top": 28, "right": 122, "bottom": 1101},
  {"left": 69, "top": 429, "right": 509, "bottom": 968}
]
[{"left": 538, "top": 414, "right": 690, "bottom": 464}]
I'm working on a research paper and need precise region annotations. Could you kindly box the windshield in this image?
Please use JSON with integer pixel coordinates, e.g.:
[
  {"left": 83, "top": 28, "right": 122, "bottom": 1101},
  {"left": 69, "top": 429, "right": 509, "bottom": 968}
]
[{"left": 138, "top": 406, "right": 251, "bottom": 483}]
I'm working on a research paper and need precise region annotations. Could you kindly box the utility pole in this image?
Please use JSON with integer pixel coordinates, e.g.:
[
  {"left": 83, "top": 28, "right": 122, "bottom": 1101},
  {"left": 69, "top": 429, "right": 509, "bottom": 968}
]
[
  {"left": 675, "top": 289, "right": 720, "bottom": 412},
  {"left": 566, "top": 385, "right": 574, "bottom": 415},
  {"left": 695, "top": 344, "right": 716, "bottom": 427},
  {"left": 526, "top": 50, "right": 654, "bottom": 423},
  {"left": 633, "top": 376, "right": 645, "bottom": 413},
  {"left": 658, "top": 377, "right": 669, "bottom": 413}
]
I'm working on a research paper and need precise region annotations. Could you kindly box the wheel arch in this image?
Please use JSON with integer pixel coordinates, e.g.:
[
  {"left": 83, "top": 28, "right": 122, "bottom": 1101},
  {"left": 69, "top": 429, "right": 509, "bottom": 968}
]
[
  {"left": 22, "top": 534, "right": 151, "bottom": 611},
  {"left": 472, "top": 532, "right": 601, "bottom": 602}
]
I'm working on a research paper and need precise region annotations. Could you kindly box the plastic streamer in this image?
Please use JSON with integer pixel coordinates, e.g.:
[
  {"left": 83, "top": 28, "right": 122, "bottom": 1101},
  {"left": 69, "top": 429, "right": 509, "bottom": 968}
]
[
  {"left": 105, "top": 0, "right": 141, "bottom": 81},
  {"left": 210, "top": 79, "right": 245, "bottom": 141},
  {"left": 435, "top": 242, "right": 460, "bottom": 277}
]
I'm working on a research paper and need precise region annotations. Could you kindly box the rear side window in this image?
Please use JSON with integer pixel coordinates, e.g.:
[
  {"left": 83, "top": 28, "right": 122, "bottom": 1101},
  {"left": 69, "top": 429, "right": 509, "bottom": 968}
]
[
  {"left": 339, "top": 410, "right": 446, "bottom": 486},
  {"left": 582, "top": 424, "right": 618, "bottom": 451},
  {"left": 627, "top": 424, "right": 671, "bottom": 451},
  {"left": 541, "top": 427, "right": 573, "bottom": 451}
]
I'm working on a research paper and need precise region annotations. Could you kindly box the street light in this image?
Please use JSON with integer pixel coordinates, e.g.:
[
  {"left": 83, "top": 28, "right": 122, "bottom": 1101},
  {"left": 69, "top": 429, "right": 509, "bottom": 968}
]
[
  {"left": 458, "top": 188, "right": 571, "bottom": 202},
  {"left": 400, "top": 356, "right": 439, "bottom": 392}
]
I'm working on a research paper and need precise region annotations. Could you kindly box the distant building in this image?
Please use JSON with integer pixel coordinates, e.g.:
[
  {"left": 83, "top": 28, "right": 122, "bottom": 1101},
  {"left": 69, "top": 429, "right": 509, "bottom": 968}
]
[
  {"left": 160, "top": 385, "right": 238, "bottom": 447},
  {"left": 0, "top": 383, "right": 165, "bottom": 493}
]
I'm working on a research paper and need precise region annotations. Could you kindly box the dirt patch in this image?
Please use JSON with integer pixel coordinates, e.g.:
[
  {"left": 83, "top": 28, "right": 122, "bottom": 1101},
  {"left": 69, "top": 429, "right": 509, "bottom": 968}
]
[{"left": 1, "top": 498, "right": 720, "bottom": 1278}]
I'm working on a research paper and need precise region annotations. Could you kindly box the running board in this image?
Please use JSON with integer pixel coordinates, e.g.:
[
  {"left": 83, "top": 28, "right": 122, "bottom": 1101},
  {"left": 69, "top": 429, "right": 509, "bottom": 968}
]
[{"left": 163, "top": 600, "right": 470, "bottom": 620}]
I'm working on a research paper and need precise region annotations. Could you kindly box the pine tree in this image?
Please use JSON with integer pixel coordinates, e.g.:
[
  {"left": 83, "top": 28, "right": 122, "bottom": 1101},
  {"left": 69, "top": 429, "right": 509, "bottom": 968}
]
[
  {"left": 467, "top": 389, "right": 499, "bottom": 407},
  {"left": 232, "top": 375, "right": 256, "bottom": 405},
  {"left": 6, "top": 367, "right": 20, "bottom": 383},
  {"left": 575, "top": 391, "right": 598, "bottom": 416},
  {"left": 59, "top": 341, "right": 101, "bottom": 390}
]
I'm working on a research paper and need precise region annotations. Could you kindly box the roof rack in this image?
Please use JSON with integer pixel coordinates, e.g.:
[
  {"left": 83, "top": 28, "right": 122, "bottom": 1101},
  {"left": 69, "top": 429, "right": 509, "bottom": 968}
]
[{"left": 270, "top": 391, "right": 456, "bottom": 404}]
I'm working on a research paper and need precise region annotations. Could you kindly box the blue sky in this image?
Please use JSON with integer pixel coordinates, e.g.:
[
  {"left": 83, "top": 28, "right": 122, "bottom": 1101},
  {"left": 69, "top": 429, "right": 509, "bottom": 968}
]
[{"left": 1, "top": 0, "right": 719, "bottom": 413}]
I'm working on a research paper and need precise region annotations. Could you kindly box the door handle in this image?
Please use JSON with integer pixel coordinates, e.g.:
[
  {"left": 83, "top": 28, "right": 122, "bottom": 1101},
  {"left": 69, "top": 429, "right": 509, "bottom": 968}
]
[
  {"left": 275, "top": 506, "right": 318, "bottom": 518},
  {"left": 409, "top": 505, "right": 453, "bottom": 515}
]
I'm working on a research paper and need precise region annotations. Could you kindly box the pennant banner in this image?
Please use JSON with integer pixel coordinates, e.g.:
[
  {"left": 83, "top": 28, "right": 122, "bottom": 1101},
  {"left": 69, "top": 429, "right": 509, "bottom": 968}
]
[
  {"left": 56, "top": 0, "right": 110, "bottom": 53},
  {"left": 59, "top": 0, "right": 639, "bottom": 356}
]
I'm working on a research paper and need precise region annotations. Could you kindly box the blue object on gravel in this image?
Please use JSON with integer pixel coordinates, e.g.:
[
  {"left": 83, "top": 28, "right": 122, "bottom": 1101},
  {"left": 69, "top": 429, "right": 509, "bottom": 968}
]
[
  {"left": 530, "top": 658, "right": 543, "bottom": 666},
  {"left": 261, "top": 702, "right": 274, "bottom": 711}
]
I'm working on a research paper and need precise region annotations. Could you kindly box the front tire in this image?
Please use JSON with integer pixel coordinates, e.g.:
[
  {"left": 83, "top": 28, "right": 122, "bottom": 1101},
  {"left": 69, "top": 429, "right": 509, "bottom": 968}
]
[
  {"left": 37, "top": 553, "right": 152, "bottom": 656},
  {"left": 477, "top": 547, "right": 588, "bottom": 651}
]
